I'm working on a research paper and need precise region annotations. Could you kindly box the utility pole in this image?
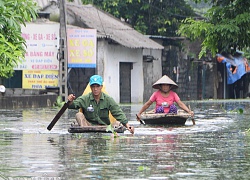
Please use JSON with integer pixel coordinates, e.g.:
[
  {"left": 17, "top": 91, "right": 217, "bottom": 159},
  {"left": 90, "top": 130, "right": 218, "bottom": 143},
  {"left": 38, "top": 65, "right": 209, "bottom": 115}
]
[{"left": 59, "top": 0, "right": 68, "bottom": 101}]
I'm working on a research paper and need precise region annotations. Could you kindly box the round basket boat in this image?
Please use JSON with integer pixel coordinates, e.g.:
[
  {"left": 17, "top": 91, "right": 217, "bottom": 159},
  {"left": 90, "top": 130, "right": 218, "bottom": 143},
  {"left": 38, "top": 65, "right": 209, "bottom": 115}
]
[{"left": 140, "top": 110, "right": 190, "bottom": 125}]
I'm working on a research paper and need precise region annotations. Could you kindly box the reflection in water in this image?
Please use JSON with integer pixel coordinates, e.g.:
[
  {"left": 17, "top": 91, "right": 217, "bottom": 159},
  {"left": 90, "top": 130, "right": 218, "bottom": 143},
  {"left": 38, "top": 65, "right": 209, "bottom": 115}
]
[{"left": 0, "top": 100, "right": 250, "bottom": 179}]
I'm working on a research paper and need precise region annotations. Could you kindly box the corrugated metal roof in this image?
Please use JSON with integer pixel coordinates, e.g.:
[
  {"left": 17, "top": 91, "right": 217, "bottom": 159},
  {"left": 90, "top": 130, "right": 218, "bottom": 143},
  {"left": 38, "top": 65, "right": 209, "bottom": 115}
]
[{"left": 66, "top": 3, "right": 164, "bottom": 50}]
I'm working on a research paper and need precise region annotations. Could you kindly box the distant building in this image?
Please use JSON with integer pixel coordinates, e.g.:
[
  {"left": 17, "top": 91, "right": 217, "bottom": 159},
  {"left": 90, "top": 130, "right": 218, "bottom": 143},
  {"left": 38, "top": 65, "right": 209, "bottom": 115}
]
[
  {"left": 3, "top": 0, "right": 249, "bottom": 104},
  {"left": 34, "top": 0, "right": 164, "bottom": 103}
]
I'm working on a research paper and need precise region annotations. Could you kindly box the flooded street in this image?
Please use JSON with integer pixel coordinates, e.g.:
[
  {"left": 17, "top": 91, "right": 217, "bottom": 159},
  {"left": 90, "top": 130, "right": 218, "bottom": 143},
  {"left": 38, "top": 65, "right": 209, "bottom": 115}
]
[{"left": 1, "top": 100, "right": 250, "bottom": 179}]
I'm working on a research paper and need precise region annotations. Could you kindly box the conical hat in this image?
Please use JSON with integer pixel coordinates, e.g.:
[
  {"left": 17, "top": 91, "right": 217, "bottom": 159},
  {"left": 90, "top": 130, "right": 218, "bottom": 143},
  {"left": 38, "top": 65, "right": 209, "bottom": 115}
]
[{"left": 152, "top": 75, "right": 178, "bottom": 89}]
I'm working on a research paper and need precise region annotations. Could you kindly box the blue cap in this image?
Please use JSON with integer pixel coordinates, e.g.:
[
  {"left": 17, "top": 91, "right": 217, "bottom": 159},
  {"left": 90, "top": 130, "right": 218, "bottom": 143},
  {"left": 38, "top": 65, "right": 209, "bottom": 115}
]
[{"left": 89, "top": 75, "right": 103, "bottom": 86}]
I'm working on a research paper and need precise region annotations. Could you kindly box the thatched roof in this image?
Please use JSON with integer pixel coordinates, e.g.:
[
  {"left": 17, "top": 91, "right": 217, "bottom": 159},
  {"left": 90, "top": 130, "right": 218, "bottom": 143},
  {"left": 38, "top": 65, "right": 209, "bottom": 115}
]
[
  {"left": 66, "top": 3, "right": 164, "bottom": 49},
  {"left": 33, "top": 1, "right": 163, "bottom": 49}
]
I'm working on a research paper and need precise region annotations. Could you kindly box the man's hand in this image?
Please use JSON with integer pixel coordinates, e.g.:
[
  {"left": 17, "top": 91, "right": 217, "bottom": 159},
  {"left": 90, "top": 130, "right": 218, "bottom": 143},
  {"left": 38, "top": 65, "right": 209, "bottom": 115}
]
[
  {"left": 125, "top": 123, "right": 134, "bottom": 134},
  {"left": 67, "top": 94, "right": 76, "bottom": 104}
]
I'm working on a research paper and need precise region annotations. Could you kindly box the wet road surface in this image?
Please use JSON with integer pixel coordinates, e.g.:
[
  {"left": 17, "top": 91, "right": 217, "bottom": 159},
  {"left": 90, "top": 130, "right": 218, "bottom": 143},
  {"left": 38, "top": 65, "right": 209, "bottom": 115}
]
[{"left": 1, "top": 100, "right": 250, "bottom": 179}]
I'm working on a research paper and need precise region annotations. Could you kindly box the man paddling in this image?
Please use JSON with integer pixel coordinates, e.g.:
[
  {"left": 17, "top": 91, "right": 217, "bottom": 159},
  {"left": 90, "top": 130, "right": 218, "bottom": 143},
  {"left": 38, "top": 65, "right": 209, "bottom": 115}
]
[{"left": 67, "top": 75, "right": 134, "bottom": 134}]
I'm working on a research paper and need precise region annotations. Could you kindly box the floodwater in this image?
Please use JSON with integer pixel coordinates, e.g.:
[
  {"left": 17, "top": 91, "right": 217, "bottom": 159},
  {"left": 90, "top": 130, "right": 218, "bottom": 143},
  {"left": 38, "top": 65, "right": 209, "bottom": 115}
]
[{"left": 1, "top": 100, "right": 250, "bottom": 180}]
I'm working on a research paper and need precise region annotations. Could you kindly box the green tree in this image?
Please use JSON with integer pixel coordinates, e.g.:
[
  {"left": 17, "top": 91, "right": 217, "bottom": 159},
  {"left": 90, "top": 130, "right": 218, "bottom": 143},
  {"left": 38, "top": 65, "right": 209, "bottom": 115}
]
[
  {"left": 0, "top": 0, "right": 38, "bottom": 78},
  {"left": 81, "top": 0, "right": 196, "bottom": 36},
  {"left": 178, "top": 0, "right": 250, "bottom": 58}
]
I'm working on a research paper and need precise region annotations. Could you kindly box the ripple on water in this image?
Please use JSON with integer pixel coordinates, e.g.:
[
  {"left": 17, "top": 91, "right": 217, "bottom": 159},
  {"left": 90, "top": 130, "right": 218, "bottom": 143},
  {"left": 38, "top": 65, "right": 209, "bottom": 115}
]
[{"left": 1, "top": 101, "right": 250, "bottom": 179}]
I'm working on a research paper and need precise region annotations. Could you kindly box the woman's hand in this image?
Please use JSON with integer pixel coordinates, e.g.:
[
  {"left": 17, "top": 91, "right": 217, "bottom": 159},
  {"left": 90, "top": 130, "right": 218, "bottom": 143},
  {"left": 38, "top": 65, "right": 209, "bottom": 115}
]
[
  {"left": 188, "top": 110, "right": 194, "bottom": 117},
  {"left": 136, "top": 114, "right": 141, "bottom": 122}
]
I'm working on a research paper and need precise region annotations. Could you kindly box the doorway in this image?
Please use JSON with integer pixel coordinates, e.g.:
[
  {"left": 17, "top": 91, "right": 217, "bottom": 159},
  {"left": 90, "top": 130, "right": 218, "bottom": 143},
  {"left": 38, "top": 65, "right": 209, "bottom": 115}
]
[{"left": 119, "top": 62, "right": 132, "bottom": 103}]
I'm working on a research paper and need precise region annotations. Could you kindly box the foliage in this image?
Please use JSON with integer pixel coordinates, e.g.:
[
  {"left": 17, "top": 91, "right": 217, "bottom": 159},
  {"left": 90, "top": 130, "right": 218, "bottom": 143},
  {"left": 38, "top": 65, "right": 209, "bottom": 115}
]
[
  {"left": 137, "top": 166, "right": 150, "bottom": 171},
  {"left": 106, "top": 124, "right": 119, "bottom": 137},
  {"left": 0, "top": 0, "right": 38, "bottom": 78},
  {"left": 185, "top": 0, "right": 211, "bottom": 16},
  {"left": 54, "top": 96, "right": 65, "bottom": 108},
  {"left": 220, "top": 105, "right": 244, "bottom": 114},
  {"left": 242, "top": 47, "right": 250, "bottom": 60},
  {"left": 178, "top": 0, "right": 250, "bottom": 58},
  {"left": 81, "top": 0, "right": 196, "bottom": 36}
]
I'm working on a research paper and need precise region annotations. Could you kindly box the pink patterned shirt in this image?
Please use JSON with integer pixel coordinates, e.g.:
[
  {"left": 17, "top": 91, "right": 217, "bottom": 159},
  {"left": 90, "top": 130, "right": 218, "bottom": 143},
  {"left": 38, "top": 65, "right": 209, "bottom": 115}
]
[{"left": 150, "top": 90, "right": 180, "bottom": 113}]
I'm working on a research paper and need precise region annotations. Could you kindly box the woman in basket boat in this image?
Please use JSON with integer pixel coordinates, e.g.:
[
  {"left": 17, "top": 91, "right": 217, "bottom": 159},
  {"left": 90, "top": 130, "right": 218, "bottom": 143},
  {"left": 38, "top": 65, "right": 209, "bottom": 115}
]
[{"left": 136, "top": 75, "right": 194, "bottom": 121}]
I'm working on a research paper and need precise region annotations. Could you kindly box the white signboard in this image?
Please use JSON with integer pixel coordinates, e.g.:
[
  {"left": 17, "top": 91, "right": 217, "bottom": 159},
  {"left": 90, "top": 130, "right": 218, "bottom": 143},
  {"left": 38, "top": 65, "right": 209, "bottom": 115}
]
[
  {"left": 67, "top": 28, "right": 97, "bottom": 68},
  {"left": 15, "top": 23, "right": 60, "bottom": 70}
]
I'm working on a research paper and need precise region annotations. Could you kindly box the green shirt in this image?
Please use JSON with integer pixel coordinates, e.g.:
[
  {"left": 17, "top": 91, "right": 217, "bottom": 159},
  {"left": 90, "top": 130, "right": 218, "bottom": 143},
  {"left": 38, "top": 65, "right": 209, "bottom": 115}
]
[{"left": 68, "top": 92, "right": 128, "bottom": 126}]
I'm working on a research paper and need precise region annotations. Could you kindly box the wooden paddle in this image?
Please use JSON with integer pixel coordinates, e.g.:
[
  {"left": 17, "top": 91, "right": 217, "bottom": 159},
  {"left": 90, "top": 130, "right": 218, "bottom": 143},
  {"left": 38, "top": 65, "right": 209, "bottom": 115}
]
[
  {"left": 136, "top": 114, "right": 145, "bottom": 125},
  {"left": 47, "top": 101, "right": 71, "bottom": 131},
  {"left": 189, "top": 105, "right": 195, "bottom": 125}
]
